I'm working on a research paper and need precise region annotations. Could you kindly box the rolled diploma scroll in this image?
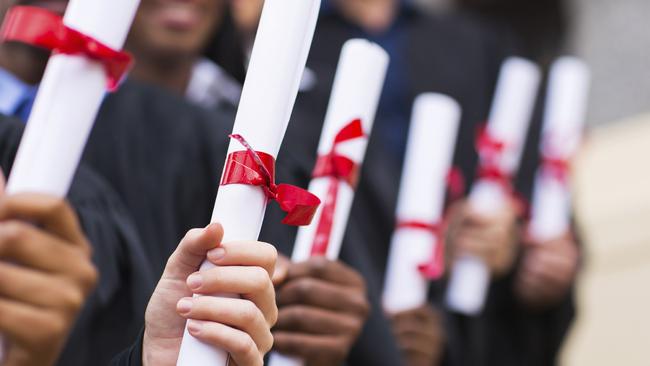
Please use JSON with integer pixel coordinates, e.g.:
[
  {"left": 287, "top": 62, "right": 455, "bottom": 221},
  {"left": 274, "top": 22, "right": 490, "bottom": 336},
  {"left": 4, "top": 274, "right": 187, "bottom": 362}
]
[
  {"left": 382, "top": 94, "right": 461, "bottom": 314},
  {"left": 267, "top": 39, "right": 389, "bottom": 366},
  {"left": 445, "top": 57, "right": 541, "bottom": 315},
  {"left": 0, "top": 0, "right": 139, "bottom": 362},
  {"left": 6, "top": 0, "right": 140, "bottom": 195},
  {"left": 528, "top": 57, "right": 590, "bottom": 241},
  {"left": 175, "top": 0, "right": 321, "bottom": 365}
]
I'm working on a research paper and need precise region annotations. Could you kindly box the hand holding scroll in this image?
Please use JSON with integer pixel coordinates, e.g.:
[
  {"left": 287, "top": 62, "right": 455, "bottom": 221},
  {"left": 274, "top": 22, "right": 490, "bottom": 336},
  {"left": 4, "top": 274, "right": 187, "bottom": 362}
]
[
  {"left": 390, "top": 305, "right": 446, "bottom": 366},
  {"left": 447, "top": 199, "right": 520, "bottom": 278},
  {"left": 515, "top": 233, "right": 579, "bottom": 309},
  {"left": 143, "top": 224, "right": 278, "bottom": 366},
  {"left": 272, "top": 256, "right": 369, "bottom": 366},
  {"left": 0, "top": 177, "right": 97, "bottom": 366}
]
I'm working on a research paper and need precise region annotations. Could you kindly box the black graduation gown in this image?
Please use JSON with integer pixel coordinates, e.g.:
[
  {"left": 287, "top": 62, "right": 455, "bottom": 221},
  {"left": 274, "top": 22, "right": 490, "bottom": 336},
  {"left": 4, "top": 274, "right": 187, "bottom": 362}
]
[
  {"left": 269, "top": 8, "right": 575, "bottom": 366},
  {"left": 0, "top": 114, "right": 154, "bottom": 366}
]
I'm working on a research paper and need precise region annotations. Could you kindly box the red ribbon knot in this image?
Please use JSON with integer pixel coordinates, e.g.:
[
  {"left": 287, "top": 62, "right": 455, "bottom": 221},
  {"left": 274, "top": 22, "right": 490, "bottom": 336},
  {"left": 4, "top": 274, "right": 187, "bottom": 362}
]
[
  {"left": 475, "top": 123, "right": 513, "bottom": 192},
  {"left": 396, "top": 220, "right": 446, "bottom": 280},
  {"left": 0, "top": 6, "right": 133, "bottom": 91},
  {"left": 541, "top": 155, "right": 570, "bottom": 183},
  {"left": 221, "top": 134, "right": 320, "bottom": 226},
  {"left": 310, "top": 119, "right": 365, "bottom": 256}
]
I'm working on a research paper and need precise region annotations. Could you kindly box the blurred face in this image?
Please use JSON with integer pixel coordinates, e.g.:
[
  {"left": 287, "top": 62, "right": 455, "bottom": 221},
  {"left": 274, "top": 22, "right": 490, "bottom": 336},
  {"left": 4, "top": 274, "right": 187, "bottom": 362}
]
[
  {"left": 1, "top": 0, "right": 68, "bottom": 20},
  {"left": 128, "top": 0, "right": 225, "bottom": 60}
]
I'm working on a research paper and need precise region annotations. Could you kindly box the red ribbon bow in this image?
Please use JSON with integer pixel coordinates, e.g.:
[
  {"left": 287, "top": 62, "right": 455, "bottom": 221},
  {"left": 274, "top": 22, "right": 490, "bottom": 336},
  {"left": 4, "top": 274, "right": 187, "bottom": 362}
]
[
  {"left": 396, "top": 221, "right": 446, "bottom": 280},
  {"left": 541, "top": 155, "right": 570, "bottom": 182},
  {"left": 310, "top": 119, "right": 365, "bottom": 256},
  {"left": 0, "top": 6, "right": 133, "bottom": 91},
  {"left": 221, "top": 134, "right": 321, "bottom": 226},
  {"left": 475, "top": 123, "right": 513, "bottom": 192}
]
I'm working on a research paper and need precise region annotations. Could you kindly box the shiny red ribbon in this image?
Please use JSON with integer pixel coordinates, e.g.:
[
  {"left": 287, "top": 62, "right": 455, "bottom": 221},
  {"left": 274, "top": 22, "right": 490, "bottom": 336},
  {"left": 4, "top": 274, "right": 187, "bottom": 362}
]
[
  {"left": 310, "top": 119, "right": 365, "bottom": 256},
  {"left": 0, "top": 6, "right": 133, "bottom": 91},
  {"left": 396, "top": 220, "right": 445, "bottom": 280},
  {"left": 221, "top": 134, "right": 321, "bottom": 226},
  {"left": 475, "top": 123, "right": 513, "bottom": 192}
]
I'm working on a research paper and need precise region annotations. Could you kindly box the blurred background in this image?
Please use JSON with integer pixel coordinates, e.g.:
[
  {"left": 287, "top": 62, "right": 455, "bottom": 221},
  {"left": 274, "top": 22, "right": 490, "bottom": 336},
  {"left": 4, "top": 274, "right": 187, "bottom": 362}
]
[{"left": 415, "top": 0, "right": 650, "bottom": 364}]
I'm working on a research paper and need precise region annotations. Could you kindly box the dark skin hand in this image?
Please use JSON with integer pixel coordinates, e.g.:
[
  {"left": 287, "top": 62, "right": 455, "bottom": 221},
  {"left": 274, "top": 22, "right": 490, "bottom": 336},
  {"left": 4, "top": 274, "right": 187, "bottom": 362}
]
[
  {"left": 0, "top": 193, "right": 98, "bottom": 366},
  {"left": 272, "top": 256, "right": 370, "bottom": 366},
  {"left": 390, "top": 305, "right": 446, "bottom": 366},
  {"left": 515, "top": 233, "right": 580, "bottom": 309},
  {"left": 446, "top": 199, "right": 521, "bottom": 278}
]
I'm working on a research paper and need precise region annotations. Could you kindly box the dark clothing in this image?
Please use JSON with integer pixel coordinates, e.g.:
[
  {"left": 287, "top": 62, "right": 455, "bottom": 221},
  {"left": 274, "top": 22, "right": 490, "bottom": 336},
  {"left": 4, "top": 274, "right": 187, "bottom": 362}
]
[
  {"left": 0, "top": 114, "right": 154, "bottom": 366},
  {"left": 274, "top": 8, "right": 575, "bottom": 366}
]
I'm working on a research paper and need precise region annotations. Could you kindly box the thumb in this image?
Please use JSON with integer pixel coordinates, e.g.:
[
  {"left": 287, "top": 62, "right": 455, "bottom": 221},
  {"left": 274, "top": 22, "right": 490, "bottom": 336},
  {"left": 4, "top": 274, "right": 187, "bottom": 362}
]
[
  {"left": 272, "top": 254, "right": 291, "bottom": 286},
  {"left": 163, "top": 223, "right": 224, "bottom": 281}
]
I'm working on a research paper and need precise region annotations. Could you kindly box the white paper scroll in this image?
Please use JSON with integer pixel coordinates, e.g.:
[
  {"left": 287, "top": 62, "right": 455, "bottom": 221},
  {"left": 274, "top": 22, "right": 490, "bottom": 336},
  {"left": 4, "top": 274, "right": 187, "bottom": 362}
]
[
  {"left": 382, "top": 94, "right": 461, "bottom": 314},
  {"left": 175, "top": 0, "right": 321, "bottom": 365},
  {"left": 6, "top": 0, "right": 140, "bottom": 196},
  {"left": 528, "top": 57, "right": 590, "bottom": 241},
  {"left": 0, "top": 1, "right": 139, "bottom": 363},
  {"left": 267, "top": 39, "right": 389, "bottom": 366},
  {"left": 445, "top": 57, "right": 541, "bottom": 315}
]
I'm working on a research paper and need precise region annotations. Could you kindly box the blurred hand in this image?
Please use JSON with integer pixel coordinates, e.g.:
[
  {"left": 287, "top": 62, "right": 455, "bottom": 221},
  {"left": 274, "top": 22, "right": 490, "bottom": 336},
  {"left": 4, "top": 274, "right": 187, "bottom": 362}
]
[
  {"left": 143, "top": 224, "right": 278, "bottom": 366},
  {"left": 390, "top": 305, "right": 446, "bottom": 366},
  {"left": 515, "top": 233, "right": 579, "bottom": 309},
  {"left": 0, "top": 192, "right": 97, "bottom": 366},
  {"left": 446, "top": 199, "right": 520, "bottom": 278},
  {"left": 272, "top": 256, "right": 370, "bottom": 366}
]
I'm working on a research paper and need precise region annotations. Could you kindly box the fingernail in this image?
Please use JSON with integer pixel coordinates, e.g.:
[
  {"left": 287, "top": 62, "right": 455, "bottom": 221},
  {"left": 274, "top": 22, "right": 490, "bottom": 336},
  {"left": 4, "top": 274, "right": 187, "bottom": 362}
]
[
  {"left": 187, "top": 273, "right": 203, "bottom": 290},
  {"left": 177, "top": 298, "right": 193, "bottom": 315},
  {"left": 187, "top": 320, "right": 202, "bottom": 334},
  {"left": 207, "top": 247, "right": 226, "bottom": 261}
]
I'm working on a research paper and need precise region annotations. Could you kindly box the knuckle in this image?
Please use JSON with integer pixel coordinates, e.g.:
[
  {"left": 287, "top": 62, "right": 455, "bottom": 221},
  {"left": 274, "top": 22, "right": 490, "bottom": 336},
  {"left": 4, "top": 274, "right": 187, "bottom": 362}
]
[
  {"left": 78, "top": 261, "right": 99, "bottom": 294},
  {"left": 2, "top": 221, "right": 27, "bottom": 244},
  {"left": 308, "top": 256, "right": 329, "bottom": 277},
  {"left": 293, "top": 278, "right": 315, "bottom": 303},
  {"left": 250, "top": 266, "right": 271, "bottom": 291},
  {"left": 60, "top": 287, "right": 85, "bottom": 313},
  {"left": 239, "top": 299, "right": 260, "bottom": 324},
  {"left": 232, "top": 334, "right": 257, "bottom": 358}
]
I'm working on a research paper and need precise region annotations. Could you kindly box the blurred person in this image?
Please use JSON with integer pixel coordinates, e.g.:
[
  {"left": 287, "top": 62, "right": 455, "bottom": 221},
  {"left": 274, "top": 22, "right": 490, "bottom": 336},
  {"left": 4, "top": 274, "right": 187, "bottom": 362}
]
[
  {"left": 454, "top": 0, "right": 569, "bottom": 65},
  {"left": 229, "top": 0, "right": 262, "bottom": 62},
  {"left": 124, "top": 1, "right": 389, "bottom": 365},
  {"left": 276, "top": 0, "right": 578, "bottom": 365},
  {"left": 127, "top": 0, "right": 242, "bottom": 110}
]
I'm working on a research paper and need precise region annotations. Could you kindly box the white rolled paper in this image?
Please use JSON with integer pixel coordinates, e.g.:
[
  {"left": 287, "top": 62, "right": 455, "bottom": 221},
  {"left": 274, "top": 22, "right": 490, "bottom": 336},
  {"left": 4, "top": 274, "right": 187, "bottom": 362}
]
[
  {"left": 175, "top": 0, "right": 321, "bottom": 365},
  {"left": 528, "top": 57, "right": 590, "bottom": 241},
  {"left": 446, "top": 57, "right": 541, "bottom": 315},
  {"left": 1, "top": 1, "right": 139, "bottom": 363},
  {"left": 6, "top": 0, "right": 140, "bottom": 196},
  {"left": 382, "top": 94, "right": 461, "bottom": 314},
  {"left": 267, "top": 39, "right": 389, "bottom": 366},
  {"left": 292, "top": 39, "right": 389, "bottom": 262}
]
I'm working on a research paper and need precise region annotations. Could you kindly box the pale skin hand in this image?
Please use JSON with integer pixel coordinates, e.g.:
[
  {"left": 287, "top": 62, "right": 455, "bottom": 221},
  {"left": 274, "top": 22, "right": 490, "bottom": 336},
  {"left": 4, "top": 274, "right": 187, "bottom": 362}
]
[
  {"left": 446, "top": 199, "right": 520, "bottom": 278},
  {"left": 142, "top": 223, "right": 278, "bottom": 366},
  {"left": 0, "top": 169, "right": 98, "bottom": 366},
  {"left": 515, "top": 233, "right": 580, "bottom": 309},
  {"left": 272, "top": 256, "right": 370, "bottom": 366},
  {"left": 390, "top": 305, "right": 446, "bottom": 366}
]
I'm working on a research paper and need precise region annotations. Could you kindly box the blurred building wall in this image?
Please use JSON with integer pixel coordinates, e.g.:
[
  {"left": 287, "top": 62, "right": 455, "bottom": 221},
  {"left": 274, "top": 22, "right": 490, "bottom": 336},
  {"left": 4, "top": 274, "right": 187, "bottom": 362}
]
[
  {"left": 570, "top": 0, "right": 650, "bottom": 126},
  {"left": 561, "top": 114, "right": 650, "bottom": 366}
]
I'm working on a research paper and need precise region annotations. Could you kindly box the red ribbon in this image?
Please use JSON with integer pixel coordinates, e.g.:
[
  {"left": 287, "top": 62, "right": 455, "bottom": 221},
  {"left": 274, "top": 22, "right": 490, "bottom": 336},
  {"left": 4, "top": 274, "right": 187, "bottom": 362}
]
[
  {"left": 0, "top": 6, "right": 133, "bottom": 91},
  {"left": 541, "top": 155, "right": 570, "bottom": 183},
  {"left": 475, "top": 123, "right": 513, "bottom": 192},
  {"left": 310, "top": 119, "right": 365, "bottom": 256},
  {"left": 396, "top": 220, "right": 446, "bottom": 280},
  {"left": 221, "top": 134, "right": 321, "bottom": 226}
]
